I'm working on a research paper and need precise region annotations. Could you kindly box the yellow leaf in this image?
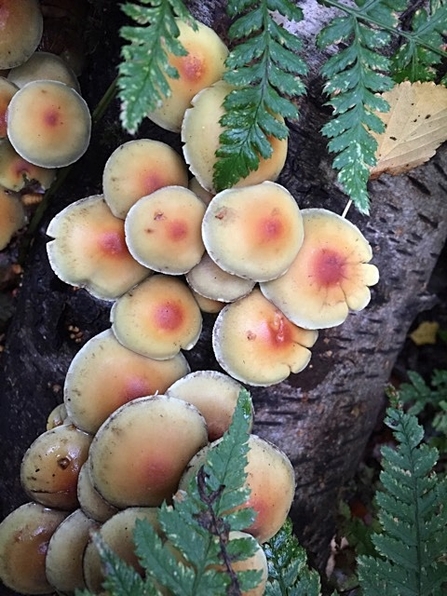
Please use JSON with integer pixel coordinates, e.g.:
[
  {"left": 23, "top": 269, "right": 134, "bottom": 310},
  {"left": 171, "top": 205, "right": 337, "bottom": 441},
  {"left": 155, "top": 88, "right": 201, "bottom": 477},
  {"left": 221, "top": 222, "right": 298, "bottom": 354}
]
[
  {"left": 370, "top": 81, "right": 447, "bottom": 179},
  {"left": 409, "top": 321, "right": 439, "bottom": 346}
]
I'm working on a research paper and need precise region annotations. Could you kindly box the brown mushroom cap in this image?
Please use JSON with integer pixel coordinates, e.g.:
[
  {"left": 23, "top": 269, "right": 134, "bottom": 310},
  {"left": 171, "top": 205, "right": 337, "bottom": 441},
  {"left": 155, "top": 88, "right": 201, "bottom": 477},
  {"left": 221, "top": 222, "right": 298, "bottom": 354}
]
[
  {"left": 125, "top": 186, "right": 206, "bottom": 274},
  {"left": 77, "top": 461, "right": 119, "bottom": 523},
  {"left": 202, "top": 181, "right": 303, "bottom": 282},
  {"left": 0, "top": 186, "right": 26, "bottom": 249},
  {"left": 89, "top": 395, "right": 208, "bottom": 508},
  {"left": 103, "top": 139, "right": 189, "bottom": 219},
  {"left": 7, "top": 51, "right": 80, "bottom": 91},
  {"left": 111, "top": 274, "right": 203, "bottom": 360},
  {"left": 64, "top": 329, "right": 190, "bottom": 434},
  {"left": 46, "top": 194, "right": 151, "bottom": 300},
  {"left": 182, "top": 80, "right": 288, "bottom": 193},
  {"left": 212, "top": 289, "right": 318, "bottom": 386},
  {"left": 166, "top": 370, "right": 250, "bottom": 441},
  {"left": 0, "top": 77, "right": 17, "bottom": 138},
  {"left": 0, "top": 0, "right": 43, "bottom": 69},
  {"left": 147, "top": 19, "right": 228, "bottom": 132},
  {"left": 0, "top": 138, "right": 55, "bottom": 192},
  {"left": 0, "top": 502, "right": 67, "bottom": 594},
  {"left": 7, "top": 79, "right": 91, "bottom": 167},
  {"left": 260, "top": 208, "right": 380, "bottom": 329}
]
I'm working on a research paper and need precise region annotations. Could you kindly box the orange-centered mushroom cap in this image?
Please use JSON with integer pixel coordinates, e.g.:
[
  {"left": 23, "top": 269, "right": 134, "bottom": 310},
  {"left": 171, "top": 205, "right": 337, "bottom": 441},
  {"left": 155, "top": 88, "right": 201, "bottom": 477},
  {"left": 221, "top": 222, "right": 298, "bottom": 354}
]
[
  {"left": 202, "top": 182, "right": 304, "bottom": 282},
  {"left": 212, "top": 289, "right": 318, "bottom": 386},
  {"left": 260, "top": 208, "right": 380, "bottom": 329},
  {"left": 0, "top": 0, "right": 43, "bottom": 69},
  {"left": 7, "top": 80, "right": 91, "bottom": 168},
  {"left": 111, "top": 274, "right": 203, "bottom": 360},
  {"left": 0, "top": 139, "right": 55, "bottom": 192}
]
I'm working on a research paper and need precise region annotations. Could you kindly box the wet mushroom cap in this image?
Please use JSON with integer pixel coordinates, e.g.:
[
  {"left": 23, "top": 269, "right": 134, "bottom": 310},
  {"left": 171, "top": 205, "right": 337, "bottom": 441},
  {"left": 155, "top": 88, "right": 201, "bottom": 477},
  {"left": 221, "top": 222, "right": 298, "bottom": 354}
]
[
  {"left": 260, "top": 208, "right": 380, "bottom": 329},
  {"left": 182, "top": 80, "right": 288, "bottom": 193},
  {"left": 212, "top": 289, "right": 318, "bottom": 386},
  {"left": 103, "top": 139, "right": 189, "bottom": 219},
  {"left": 64, "top": 329, "right": 190, "bottom": 434},
  {"left": 7, "top": 50, "right": 80, "bottom": 91},
  {"left": 125, "top": 186, "right": 206, "bottom": 274},
  {"left": 0, "top": 0, "right": 43, "bottom": 69},
  {"left": 7, "top": 79, "right": 91, "bottom": 168},
  {"left": 147, "top": 19, "right": 228, "bottom": 132},
  {"left": 89, "top": 395, "right": 208, "bottom": 508},
  {"left": 202, "top": 182, "right": 304, "bottom": 282},
  {"left": 0, "top": 502, "right": 67, "bottom": 595},
  {"left": 0, "top": 139, "right": 56, "bottom": 192},
  {"left": 0, "top": 77, "right": 17, "bottom": 138},
  {"left": 0, "top": 186, "right": 26, "bottom": 249},
  {"left": 46, "top": 194, "right": 151, "bottom": 300},
  {"left": 111, "top": 274, "right": 203, "bottom": 360}
]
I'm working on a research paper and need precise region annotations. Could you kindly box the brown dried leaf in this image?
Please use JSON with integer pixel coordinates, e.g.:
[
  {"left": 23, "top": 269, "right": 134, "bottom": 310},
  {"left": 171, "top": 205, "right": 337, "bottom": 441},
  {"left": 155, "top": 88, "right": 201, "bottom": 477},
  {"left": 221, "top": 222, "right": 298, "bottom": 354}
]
[{"left": 370, "top": 81, "right": 447, "bottom": 179}]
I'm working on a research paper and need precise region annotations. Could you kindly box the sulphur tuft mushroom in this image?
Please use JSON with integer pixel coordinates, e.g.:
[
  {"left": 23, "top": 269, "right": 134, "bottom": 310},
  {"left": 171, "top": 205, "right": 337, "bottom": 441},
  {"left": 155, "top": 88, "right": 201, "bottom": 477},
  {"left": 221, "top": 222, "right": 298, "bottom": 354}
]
[
  {"left": 7, "top": 50, "right": 80, "bottom": 91},
  {"left": 260, "top": 208, "right": 380, "bottom": 329},
  {"left": 0, "top": 0, "right": 43, "bottom": 70},
  {"left": 0, "top": 139, "right": 56, "bottom": 192},
  {"left": 0, "top": 77, "right": 18, "bottom": 138},
  {"left": 77, "top": 461, "right": 119, "bottom": 523},
  {"left": 0, "top": 186, "right": 26, "bottom": 250},
  {"left": 212, "top": 289, "right": 318, "bottom": 386},
  {"left": 6, "top": 79, "right": 91, "bottom": 168}
]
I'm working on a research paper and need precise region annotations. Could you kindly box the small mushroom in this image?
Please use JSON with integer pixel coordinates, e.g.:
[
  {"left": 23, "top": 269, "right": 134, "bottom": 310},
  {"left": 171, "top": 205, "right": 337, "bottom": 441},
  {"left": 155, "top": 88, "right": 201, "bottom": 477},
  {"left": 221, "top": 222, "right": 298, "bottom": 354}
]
[
  {"left": 7, "top": 50, "right": 80, "bottom": 91},
  {"left": 260, "top": 208, "right": 380, "bottom": 329},
  {"left": 103, "top": 139, "right": 189, "bottom": 219},
  {"left": 89, "top": 395, "right": 208, "bottom": 508},
  {"left": 0, "top": 139, "right": 56, "bottom": 192},
  {"left": 202, "top": 182, "right": 304, "bottom": 282},
  {"left": 46, "top": 194, "right": 151, "bottom": 300},
  {"left": 7, "top": 79, "right": 91, "bottom": 167},
  {"left": 0, "top": 0, "right": 43, "bottom": 69},
  {"left": 0, "top": 77, "right": 18, "bottom": 138},
  {"left": 111, "top": 274, "right": 202, "bottom": 360},
  {"left": 125, "top": 186, "right": 206, "bottom": 274},
  {"left": 212, "top": 289, "right": 318, "bottom": 386},
  {"left": 0, "top": 186, "right": 26, "bottom": 250},
  {"left": 77, "top": 461, "right": 119, "bottom": 523},
  {"left": 182, "top": 81, "right": 288, "bottom": 193},
  {"left": 191, "top": 289, "right": 227, "bottom": 314},
  {"left": 46, "top": 402, "right": 69, "bottom": 430},
  {"left": 0, "top": 502, "right": 67, "bottom": 595},
  {"left": 64, "top": 328, "right": 190, "bottom": 434}
]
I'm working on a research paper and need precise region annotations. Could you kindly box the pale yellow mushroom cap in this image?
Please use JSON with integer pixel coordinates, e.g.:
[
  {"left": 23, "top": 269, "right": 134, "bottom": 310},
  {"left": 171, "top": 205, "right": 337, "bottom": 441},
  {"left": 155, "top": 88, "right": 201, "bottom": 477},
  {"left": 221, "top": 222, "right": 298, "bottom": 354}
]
[
  {"left": 261, "top": 208, "right": 380, "bottom": 329},
  {"left": 0, "top": 186, "right": 26, "bottom": 249},
  {"left": 0, "top": 139, "right": 55, "bottom": 192},
  {"left": 0, "top": 0, "right": 43, "bottom": 69},
  {"left": 0, "top": 77, "right": 17, "bottom": 138},
  {"left": 7, "top": 51, "right": 80, "bottom": 91}
]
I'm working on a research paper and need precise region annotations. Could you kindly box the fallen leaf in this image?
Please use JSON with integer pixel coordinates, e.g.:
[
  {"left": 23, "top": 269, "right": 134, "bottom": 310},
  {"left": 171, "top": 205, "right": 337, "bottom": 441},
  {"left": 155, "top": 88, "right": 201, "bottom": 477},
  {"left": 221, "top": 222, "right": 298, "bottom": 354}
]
[
  {"left": 370, "top": 81, "right": 447, "bottom": 179},
  {"left": 409, "top": 320, "right": 439, "bottom": 346}
]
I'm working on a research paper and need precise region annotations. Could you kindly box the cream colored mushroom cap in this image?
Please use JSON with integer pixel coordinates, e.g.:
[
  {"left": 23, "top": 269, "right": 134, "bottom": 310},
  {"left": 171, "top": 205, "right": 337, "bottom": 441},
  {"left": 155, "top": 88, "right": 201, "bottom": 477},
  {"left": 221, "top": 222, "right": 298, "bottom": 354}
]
[
  {"left": 0, "top": 0, "right": 43, "bottom": 69},
  {"left": 7, "top": 80, "right": 91, "bottom": 167},
  {"left": 7, "top": 51, "right": 80, "bottom": 91},
  {"left": 0, "top": 186, "right": 26, "bottom": 249},
  {"left": 77, "top": 461, "right": 119, "bottom": 523},
  {"left": 260, "top": 208, "right": 380, "bottom": 329},
  {"left": 0, "top": 77, "right": 17, "bottom": 138},
  {"left": 0, "top": 139, "right": 55, "bottom": 192}
]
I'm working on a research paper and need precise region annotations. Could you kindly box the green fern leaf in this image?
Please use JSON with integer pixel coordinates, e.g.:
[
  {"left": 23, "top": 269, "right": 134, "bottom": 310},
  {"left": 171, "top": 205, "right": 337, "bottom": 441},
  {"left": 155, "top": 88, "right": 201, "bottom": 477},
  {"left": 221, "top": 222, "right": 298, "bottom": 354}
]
[
  {"left": 213, "top": 0, "right": 307, "bottom": 192},
  {"left": 357, "top": 403, "right": 447, "bottom": 596},
  {"left": 118, "top": 0, "right": 195, "bottom": 134}
]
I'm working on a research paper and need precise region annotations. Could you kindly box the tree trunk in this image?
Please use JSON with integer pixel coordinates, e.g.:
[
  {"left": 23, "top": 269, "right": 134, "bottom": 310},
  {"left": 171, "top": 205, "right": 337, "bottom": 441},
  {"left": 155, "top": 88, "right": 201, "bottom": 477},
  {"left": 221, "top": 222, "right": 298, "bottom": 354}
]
[{"left": 1, "top": 1, "right": 447, "bottom": 591}]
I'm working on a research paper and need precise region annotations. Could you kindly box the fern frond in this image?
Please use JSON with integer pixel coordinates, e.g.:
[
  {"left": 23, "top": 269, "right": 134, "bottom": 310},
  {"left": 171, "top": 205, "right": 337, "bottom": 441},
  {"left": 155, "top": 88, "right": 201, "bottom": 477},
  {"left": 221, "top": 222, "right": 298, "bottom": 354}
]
[
  {"left": 213, "top": 0, "right": 307, "bottom": 192},
  {"left": 118, "top": 0, "right": 195, "bottom": 134},
  {"left": 357, "top": 403, "right": 447, "bottom": 596}
]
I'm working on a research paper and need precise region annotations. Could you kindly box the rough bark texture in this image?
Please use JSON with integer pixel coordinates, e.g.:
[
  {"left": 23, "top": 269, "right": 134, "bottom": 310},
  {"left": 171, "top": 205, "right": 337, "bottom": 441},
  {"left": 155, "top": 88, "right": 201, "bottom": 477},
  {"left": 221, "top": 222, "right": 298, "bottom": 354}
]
[{"left": 1, "top": 1, "right": 447, "bottom": 593}]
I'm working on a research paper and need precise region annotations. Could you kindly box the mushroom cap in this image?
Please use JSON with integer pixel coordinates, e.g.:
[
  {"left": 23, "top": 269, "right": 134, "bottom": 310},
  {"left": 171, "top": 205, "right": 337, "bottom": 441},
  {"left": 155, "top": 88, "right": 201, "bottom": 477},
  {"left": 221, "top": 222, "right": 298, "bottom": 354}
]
[
  {"left": 77, "top": 461, "right": 119, "bottom": 523},
  {"left": 166, "top": 370, "right": 250, "bottom": 441},
  {"left": 147, "top": 19, "right": 228, "bottom": 132},
  {"left": 46, "top": 402, "right": 69, "bottom": 430},
  {"left": 0, "top": 77, "right": 17, "bottom": 138},
  {"left": 111, "top": 274, "right": 203, "bottom": 360},
  {"left": 188, "top": 175, "right": 214, "bottom": 205},
  {"left": 202, "top": 181, "right": 304, "bottom": 282},
  {"left": 260, "top": 208, "right": 380, "bottom": 329},
  {"left": 103, "top": 139, "right": 189, "bottom": 219},
  {"left": 0, "top": 502, "right": 68, "bottom": 594},
  {"left": 186, "top": 252, "right": 255, "bottom": 303},
  {"left": 64, "top": 329, "right": 190, "bottom": 434},
  {"left": 7, "top": 79, "right": 91, "bottom": 167},
  {"left": 7, "top": 50, "right": 80, "bottom": 91},
  {"left": 89, "top": 395, "right": 208, "bottom": 508},
  {"left": 125, "top": 186, "right": 206, "bottom": 274},
  {"left": 212, "top": 289, "right": 318, "bottom": 386},
  {"left": 0, "top": 138, "right": 56, "bottom": 192},
  {"left": 0, "top": 186, "right": 26, "bottom": 249},
  {"left": 182, "top": 80, "right": 288, "bottom": 193},
  {"left": 0, "top": 0, "right": 43, "bottom": 69},
  {"left": 191, "top": 288, "right": 227, "bottom": 314},
  {"left": 46, "top": 194, "right": 151, "bottom": 300}
]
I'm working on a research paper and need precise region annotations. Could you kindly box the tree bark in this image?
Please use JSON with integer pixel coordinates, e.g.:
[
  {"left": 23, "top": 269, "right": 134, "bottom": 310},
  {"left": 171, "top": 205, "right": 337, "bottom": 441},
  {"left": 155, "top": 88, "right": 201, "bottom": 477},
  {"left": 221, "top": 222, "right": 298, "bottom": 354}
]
[{"left": 1, "top": 1, "right": 447, "bottom": 592}]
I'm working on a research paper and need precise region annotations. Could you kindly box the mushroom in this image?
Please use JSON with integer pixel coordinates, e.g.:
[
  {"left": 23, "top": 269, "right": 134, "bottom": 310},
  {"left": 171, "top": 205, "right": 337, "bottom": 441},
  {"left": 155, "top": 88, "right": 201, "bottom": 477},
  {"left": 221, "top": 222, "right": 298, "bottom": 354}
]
[
  {"left": 46, "top": 194, "right": 151, "bottom": 301},
  {"left": 7, "top": 50, "right": 80, "bottom": 91},
  {"left": 124, "top": 186, "right": 206, "bottom": 274},
  {"left": 201, "top": 182, "right": 304, "bottom": 282},
  {"left": 0, "top": 186, "right": 26, "bottom": 250},
  {"left": 6, "top": 79, "right": 91, "bottom": 168},
  {"left": 110, "top": 274, "right": 203, "bottom": 360},
  {"left": 191, "top": 289, "right": 227, "bottom": 314},
  {"left": 188, "top": 176, "right": 214, "bottom": 205},
  {"left": 182, "top": 80, "right": 288, "bottom": 192},
  {"left": 212, "top": 289, "right": 318, "bottom": 386},
  {"left": 147, "top": 18, "right": 229, "bottom": 132},
  {"left": 0, "top": 139, "right": 56, "bottom": 192},
  {"left": 166, "top": 370, "right": 251, "bottom": 441},
  {"left": 77, "top": 461, "right": 119, "bottom": 523},
  {"left": 0, "top": 77, "right": 18, "bottom": 138},
  {"left": 102, "top": 139, "right": 189, "bottom": 219},
  {"left": 0, "top": 502, "right": 67, "bottom": 595},
  {"left": 0, "top": 0, "right": 43, "bottom": 69},
  {"left": 20, "top": 423, "right": 92, "bottom": 510},
  {"left": 46, "top": 402, "right": 69, "bottom": 430},
  {"left": 89, "top": 395, "right": 208, "bottom": 508},
  {"left": 260, "top": 208, "right": 380, "bottom": 329},
  {"left": 64, "top": 328, "right": 190, "bottom": 434}
]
